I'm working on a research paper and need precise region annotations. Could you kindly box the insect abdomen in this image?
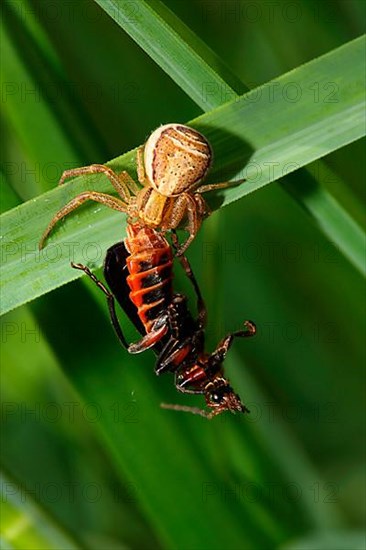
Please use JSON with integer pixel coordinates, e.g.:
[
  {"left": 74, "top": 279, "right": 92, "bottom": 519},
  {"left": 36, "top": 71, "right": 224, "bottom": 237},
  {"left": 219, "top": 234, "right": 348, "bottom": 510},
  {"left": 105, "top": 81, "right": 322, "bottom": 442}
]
[{"left": 124, "top": 225, "right": 173, "bottom": 333}]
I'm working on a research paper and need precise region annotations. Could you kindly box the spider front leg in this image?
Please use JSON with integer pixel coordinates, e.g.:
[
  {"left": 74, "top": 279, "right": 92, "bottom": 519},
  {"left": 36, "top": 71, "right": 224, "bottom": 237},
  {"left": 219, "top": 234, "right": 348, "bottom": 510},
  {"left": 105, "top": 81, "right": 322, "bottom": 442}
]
[
  {"left": 39, "top": 191, "right": 128, "bottom": 250},
  {"left": 58, "top": 164, "right": 133, "bottom": 203},
  {"left": 39, "top": 161, "right": 141, "bottom": 249}
]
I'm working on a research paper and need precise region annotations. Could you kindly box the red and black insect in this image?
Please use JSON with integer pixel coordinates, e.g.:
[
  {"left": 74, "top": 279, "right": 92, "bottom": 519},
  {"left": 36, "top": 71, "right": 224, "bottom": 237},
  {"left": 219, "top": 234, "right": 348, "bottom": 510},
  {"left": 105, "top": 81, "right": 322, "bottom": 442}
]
[{"left": 72, "top": 223, "right": 256, "bottom": 418}]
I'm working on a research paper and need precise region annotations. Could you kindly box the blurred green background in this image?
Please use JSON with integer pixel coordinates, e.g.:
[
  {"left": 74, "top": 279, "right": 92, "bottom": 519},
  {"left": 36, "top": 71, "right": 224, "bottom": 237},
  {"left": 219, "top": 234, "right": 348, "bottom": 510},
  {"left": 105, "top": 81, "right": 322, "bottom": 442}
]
[{"left": 1, "top": 1, "right": 365, "bottom": 549}]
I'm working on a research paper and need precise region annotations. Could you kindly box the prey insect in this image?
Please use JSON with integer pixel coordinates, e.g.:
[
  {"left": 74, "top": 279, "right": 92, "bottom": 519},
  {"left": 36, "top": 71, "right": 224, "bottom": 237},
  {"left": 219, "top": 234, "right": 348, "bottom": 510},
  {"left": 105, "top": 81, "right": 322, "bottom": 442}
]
[
  {"left": 72, "top": 223, "right": 256, "bottom": 419},
  {"left": 39, "top": 123, "right": 244, "bottom": 255}
]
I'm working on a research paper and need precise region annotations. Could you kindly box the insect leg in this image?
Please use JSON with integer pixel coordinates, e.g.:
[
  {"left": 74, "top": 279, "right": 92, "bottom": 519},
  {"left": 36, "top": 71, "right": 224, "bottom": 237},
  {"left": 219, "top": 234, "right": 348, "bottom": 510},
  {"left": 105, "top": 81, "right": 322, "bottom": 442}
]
[
  {"left": 127, "top": 321, "right": 169, "bottom": 354},
  {"left": 71, "top": 262, "right": 129, "bottom": 349},
  {"left": 210, "top": 320, "right": 257, "bottom": 363},
  {"left": 171, "top": 230, "right": 206, "bottom": 329},
  {"left": 155, "top": 337, "right": 191, "bottom": 375}
]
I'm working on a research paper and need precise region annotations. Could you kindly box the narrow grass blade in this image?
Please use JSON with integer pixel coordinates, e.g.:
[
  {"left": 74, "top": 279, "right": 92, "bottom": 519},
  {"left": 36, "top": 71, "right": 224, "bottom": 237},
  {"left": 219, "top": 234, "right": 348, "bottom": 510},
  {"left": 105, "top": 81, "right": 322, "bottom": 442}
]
[
  {"left": 282, "top": 173, "right": 366, "bottom": 275},
  {"left": 228, "top": 351, "right": 344, "bottom": 530},
  {"left": 0, "top": 22, "right": 80, "bottom": 195},
  {"left": 93, "top": 0, "right": 247, "bottom": 110},
  {"left": 3, "top": 0, "right": 108, "bottom": 162}
]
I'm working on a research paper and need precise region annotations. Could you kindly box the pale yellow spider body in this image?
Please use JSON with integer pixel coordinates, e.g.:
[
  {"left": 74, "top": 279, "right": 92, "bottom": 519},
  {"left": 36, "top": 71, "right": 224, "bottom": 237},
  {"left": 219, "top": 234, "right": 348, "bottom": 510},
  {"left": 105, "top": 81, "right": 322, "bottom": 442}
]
[{"left": 39, "top": 123, "right": 242, "bottom": 254}]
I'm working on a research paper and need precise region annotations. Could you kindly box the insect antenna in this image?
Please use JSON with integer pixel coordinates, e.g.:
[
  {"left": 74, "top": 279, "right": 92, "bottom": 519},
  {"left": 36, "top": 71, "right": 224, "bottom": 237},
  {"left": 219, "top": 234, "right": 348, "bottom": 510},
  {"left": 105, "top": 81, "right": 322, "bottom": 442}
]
[{"left": 160, "top": 402, "right": 213, "bottom": 419}]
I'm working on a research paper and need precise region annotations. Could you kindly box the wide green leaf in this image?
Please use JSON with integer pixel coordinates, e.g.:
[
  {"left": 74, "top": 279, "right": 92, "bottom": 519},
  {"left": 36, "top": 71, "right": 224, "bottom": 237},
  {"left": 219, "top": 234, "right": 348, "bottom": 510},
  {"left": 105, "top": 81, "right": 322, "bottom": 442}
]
[
  {"left": 28, "top": 274, "right": 342, "bottom": 549},
  {"left": 1, "top": 36, "right": 365, "bottom": 315}
]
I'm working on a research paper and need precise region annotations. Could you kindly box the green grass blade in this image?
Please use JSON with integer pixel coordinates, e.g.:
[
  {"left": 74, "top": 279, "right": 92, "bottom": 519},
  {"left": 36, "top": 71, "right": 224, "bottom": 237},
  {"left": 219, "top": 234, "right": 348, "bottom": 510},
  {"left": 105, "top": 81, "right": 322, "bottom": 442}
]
[
  {"left": 30, "top": 286, "right": 285, "bottom": 549},
  {"left": 0, "top": 470, "right": 81, "bottom": 550},
  {"left": 228, "top": 351, "right": 344, "bottom": 530},
  {"left": 1, "top": 35, "right": 365, "bottom": 315},
  {"left": 282, "top": 173, "right": 366, "bottom": 275},
  {"left": 93, "top": 0, "right": 247, "bottom": 110},
  {"left": 27, "top": 277, "right": 345, "bottom": 545},
  {"left": 1, "top": 1, "right": 108, "bottom": 201},
  {"left": 0, "top": 173, "right": 22, "bottom": 214},
  {"left": 1, "top": 304, "right": 166, "bottom": 548},
  {"left": 281, "top": 530, "right": 366, "bottom": 550},
  {"left": 0, "top": 21, "right": 80, "bottom": 196},
  {"left": 94, "top": 0, "right": 365, "bottom": 270},
  {"left": 3, "top": 0, "right": 108, "bottom": 162}
]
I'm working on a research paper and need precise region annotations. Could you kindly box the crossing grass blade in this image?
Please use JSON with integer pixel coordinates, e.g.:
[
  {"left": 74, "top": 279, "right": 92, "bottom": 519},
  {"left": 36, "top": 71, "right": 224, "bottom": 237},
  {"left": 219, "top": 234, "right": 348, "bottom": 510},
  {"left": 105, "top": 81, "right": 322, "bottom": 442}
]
[
  {"left": 281, "top": 169, "right": 366, "bottom": 275},
  {"left": 1, "top": 35, "right": 365, "bottom": 315},
  {"left": 94, "top": 0, "right": 366, "bottom": 271},
  {"left": 93, "top": 0, "right": 247, "bottom": 111}
]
